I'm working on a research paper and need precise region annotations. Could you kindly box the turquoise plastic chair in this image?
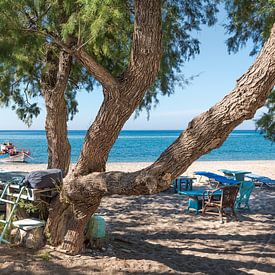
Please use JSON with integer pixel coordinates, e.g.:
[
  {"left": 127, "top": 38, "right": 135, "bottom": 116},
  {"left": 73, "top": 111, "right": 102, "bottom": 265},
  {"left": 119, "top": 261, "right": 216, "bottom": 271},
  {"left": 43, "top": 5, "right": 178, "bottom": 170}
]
[
  {"left": 173, "top": 177, "right": 193, "bottom": 193},
  {"left": 235, "top": 181, "right": 254, "bottom": 210}
]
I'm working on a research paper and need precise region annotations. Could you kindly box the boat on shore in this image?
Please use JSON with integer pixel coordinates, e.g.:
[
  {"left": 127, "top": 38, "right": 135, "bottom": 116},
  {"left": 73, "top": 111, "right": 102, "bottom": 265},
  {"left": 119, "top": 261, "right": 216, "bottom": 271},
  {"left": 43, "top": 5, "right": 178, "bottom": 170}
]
[{"left": 0, "top": 142, "right": 31, "bottom": 163}]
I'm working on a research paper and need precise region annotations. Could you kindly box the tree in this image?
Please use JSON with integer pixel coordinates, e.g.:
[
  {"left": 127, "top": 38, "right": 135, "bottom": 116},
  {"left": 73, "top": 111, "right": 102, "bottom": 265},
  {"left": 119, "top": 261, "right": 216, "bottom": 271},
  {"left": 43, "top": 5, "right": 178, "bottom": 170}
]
[
  {"left": 45, "top": 4, "right": 274, "bottom": 254},
  {"left": 0, "top": 1, "right": 275, "bottom": 255},
  {"left": 0, "top": 0, "right": 94, "bottom": 174}
]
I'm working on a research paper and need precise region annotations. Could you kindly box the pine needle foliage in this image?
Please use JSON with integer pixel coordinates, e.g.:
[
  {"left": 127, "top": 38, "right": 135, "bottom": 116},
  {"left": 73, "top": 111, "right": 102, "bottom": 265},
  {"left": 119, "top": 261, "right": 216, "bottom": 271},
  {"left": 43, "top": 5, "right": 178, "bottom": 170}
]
[
  {"left": 224, "top": 0, "right": 275, "bottom": 56},
  {"left": 2, "top": 0, "right": 273, "bottom": 124},
  {"left": 256, "top": 90, "right": 275, "bottom": 142},
  {"left": 0, "top": 0, "right": 94, "bottom": 125},
  {"left": 0, "top": 0, "right": 222, "bottom": 124}
]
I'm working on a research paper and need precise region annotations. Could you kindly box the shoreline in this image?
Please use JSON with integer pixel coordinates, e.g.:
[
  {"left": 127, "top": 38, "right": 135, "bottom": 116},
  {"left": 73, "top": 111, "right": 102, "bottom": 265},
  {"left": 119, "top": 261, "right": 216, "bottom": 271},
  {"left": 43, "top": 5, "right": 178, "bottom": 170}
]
[{"left": 0, "top": 160, "right": 274, "bottom": 178}]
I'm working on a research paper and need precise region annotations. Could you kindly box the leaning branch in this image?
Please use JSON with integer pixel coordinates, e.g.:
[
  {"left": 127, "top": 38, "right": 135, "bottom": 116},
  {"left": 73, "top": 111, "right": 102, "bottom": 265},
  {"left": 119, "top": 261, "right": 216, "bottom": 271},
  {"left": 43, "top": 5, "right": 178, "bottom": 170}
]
[
  {"left": 144, "top": 23, "right": 275, "bottom": 180},
  {"left": 74, "top": 47, "right": 119, "bottom": 90},
  {"left": 65, "top": 24, "right": 275, "bottom": 199}
]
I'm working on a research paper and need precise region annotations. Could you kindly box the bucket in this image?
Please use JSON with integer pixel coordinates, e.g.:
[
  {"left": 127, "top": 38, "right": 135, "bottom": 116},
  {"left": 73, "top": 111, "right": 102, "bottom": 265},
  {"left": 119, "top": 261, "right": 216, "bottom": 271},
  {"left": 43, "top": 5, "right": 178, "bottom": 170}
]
[{"left": 87, "top": 214, "right": 106, "bottom": 239}]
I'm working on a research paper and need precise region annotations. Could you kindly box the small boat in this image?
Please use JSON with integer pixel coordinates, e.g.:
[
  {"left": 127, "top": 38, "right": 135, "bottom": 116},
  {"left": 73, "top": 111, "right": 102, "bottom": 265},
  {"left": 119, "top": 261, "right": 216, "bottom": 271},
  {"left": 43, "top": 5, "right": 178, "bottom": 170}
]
[{"left": 0, "top": 142, "right": 31, "bottom": 163}]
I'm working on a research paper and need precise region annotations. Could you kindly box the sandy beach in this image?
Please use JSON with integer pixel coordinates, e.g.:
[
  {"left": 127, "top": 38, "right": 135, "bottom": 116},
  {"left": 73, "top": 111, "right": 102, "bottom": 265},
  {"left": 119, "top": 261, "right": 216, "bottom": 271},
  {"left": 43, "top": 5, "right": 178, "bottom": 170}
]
[
  {"left": 0, "top": 160, "right": 275, "bottom": 178},
  {"left": 0, "top": 160, "right": 274, "bottom": 274}
]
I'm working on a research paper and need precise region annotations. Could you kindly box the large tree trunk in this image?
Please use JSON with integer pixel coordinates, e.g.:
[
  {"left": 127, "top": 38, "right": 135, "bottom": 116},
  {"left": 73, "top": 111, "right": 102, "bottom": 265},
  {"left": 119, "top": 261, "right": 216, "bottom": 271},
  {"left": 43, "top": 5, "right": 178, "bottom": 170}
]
[
  {"left": 45, "top": 181, "right": 102, "bottom": 253},
  {"left": 41, "top": 49, "right": 72, "bottom": 176}
]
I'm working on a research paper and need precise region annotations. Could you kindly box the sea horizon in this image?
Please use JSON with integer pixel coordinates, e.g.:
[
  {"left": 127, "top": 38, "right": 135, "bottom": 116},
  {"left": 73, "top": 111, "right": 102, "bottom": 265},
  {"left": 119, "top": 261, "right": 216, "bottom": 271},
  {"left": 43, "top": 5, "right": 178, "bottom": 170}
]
[
  {"left": 0, "top": 129, "right": 258, "bottom": 132},
  {"left": 0, "top": 130, "right": 274, "bottom": 163}
]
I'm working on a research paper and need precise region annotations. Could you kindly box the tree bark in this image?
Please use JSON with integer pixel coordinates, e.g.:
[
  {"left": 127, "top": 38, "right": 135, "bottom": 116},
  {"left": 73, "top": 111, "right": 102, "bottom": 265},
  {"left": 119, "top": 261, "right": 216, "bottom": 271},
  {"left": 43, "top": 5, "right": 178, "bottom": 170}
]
[
  {"left": 73, "top": 0, "right": 162, "bottom": 175},
  {"left": 41, "top": 49, "right": 72, "bottom": 176},
  {"left": 45, "top": 174, "right": 103, "bottom": 253}
]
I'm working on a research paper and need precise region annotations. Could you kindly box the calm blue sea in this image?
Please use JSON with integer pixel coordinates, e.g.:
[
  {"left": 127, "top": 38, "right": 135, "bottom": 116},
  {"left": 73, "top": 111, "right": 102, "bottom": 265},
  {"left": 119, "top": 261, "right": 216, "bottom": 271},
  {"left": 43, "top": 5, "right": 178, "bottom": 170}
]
[{"left": 0, "top": 130, "right": 273, "bottom": 163}]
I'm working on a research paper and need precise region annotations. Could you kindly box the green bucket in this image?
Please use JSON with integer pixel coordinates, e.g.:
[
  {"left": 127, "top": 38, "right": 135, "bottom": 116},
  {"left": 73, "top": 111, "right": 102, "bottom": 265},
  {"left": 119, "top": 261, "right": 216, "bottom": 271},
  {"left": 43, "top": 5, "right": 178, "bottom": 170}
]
[{"left": 87, "top": 214, "right": 106, "bottom": 239}]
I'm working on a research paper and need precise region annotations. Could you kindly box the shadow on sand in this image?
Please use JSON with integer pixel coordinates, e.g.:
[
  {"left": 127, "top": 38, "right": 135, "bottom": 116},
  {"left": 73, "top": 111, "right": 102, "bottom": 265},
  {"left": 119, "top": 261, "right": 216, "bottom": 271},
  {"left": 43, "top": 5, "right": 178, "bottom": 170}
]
[{"left": 0, "top": 187, "right": 274, "bottom": 274}]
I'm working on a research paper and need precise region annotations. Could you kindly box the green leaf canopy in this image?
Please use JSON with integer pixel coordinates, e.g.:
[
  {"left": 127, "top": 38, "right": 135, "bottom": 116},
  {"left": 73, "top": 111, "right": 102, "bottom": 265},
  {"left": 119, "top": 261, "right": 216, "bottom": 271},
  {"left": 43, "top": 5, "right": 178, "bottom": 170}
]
[{"left": 0, "top": 0, "right": 220, "bottom": 124}]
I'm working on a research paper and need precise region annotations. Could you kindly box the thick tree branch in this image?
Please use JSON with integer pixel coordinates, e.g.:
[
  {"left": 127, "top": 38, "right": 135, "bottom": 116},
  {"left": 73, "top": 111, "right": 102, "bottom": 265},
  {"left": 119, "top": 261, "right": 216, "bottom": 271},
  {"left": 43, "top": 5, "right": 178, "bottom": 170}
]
[
  {"left": 144, "top": 23, "right": 275, "bottom": 180},
  {"left": 41, "top": 48, "right": 72, "bottom": 175},
  {"left": 74, "top": 48, "right": 119, "bottom": 90},
  {"left": 73, "top": 0, "right": 162, "bottom": 175},
  {"left": 67, "top": 23, "right": 275, "bottom": 198},
  {"left": 121, "top": 0, "right": 162, "bottom": 92}
]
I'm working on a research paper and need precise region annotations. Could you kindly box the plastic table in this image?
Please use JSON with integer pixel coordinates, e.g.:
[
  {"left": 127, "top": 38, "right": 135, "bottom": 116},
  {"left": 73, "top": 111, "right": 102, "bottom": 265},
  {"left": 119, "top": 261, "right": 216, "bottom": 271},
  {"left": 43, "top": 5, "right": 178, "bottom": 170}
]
[{"left": 178, "top": 189, "right": 222, "bottom": 214}]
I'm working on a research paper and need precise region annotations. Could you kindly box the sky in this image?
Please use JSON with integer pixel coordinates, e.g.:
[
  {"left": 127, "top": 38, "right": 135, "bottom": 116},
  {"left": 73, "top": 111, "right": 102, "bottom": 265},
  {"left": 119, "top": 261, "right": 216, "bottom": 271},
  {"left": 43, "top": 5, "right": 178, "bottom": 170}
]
[{"left": 0, "top": 12, "right": 266, "bottom": 131}]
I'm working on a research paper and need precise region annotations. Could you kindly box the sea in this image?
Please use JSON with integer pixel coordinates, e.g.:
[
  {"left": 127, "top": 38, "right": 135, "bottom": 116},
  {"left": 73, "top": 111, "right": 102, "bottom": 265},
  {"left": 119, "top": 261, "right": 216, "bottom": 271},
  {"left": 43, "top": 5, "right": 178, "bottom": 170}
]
[{"left": 0, "top": 130, "right": 274, "bottom": 164}]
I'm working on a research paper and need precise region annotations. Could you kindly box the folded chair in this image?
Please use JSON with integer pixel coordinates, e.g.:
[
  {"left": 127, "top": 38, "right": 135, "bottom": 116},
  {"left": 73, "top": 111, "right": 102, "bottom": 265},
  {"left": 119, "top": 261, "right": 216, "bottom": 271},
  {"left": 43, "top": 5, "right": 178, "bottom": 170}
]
[
  {"left": 202, "top": 185, "right": 239, "bottom": 223},
  {"left": 235, "top": 181, "right": 254, "bottom": 210},
  {"left": 246, "top": 174, "right": 275, "bottom": 188},
  {"left": 194, "top": 171, "right": 239, "bottom": 188}
]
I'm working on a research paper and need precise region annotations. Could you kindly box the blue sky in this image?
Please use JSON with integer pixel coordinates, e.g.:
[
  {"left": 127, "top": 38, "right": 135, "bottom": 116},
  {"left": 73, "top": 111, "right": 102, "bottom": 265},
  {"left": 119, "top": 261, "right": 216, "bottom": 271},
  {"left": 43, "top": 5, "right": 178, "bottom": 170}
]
[{"left": 0, "top": 13, "right": 265, "bottom": 131}]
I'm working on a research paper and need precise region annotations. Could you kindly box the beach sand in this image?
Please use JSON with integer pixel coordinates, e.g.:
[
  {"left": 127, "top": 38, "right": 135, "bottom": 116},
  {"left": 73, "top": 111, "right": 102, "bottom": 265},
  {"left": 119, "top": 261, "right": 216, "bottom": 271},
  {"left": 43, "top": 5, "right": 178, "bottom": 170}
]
[
  {"left": 0, "top": 160, "right": 274, "bottom": 178},
  {"left": 0, "top": 160, "right": 274, "bottom": 274}
]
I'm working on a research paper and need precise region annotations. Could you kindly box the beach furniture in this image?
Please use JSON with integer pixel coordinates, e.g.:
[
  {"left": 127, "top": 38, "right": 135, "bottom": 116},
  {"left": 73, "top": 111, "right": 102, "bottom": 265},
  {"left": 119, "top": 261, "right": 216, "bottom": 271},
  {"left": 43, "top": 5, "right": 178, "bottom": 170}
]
[
  {"left": 219, "top": 169, "right": 251, "bottom": 181},
  {"left": 178, "top": 189, "right": 222, "bottom": 214},
  {"left": 194, "top": 171, "right": 239, "bottom": 187},
  {"left": 173, "top": 176, "right": 195, "bottom": 193},
  {"left": 0, "top": 171, "right": 57, "bottom": 244},
  {"left": 235, "top": 181, "right": 254, "bottom": 210},
  {"left": 245, "top": 174, "right": 275, "bottom": 188},
  {"left": 202, "top": 185, "right": 239, "bottom": 223}
]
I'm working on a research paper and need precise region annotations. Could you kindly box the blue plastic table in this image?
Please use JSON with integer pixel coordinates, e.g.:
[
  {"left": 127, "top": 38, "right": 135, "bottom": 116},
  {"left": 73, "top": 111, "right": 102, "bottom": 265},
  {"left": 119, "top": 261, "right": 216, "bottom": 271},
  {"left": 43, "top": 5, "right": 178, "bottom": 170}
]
[{"left": 179, "top": 189, "right": 222, "bottom": 214}]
